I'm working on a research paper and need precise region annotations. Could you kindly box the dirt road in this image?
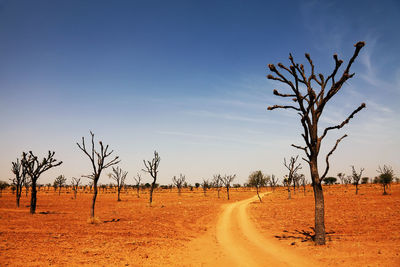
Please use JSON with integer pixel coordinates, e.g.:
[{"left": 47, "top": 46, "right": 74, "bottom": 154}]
[
  {"left": 178, "top": 193, "right": 316, "bottom": 266},
  {"left": 215, "top": 193, "right": 314, "bottom": 266}
]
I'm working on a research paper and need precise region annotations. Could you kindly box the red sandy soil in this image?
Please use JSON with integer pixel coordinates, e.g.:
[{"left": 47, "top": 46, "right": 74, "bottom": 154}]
[
  {"left": 249, "top": 183, "right": 400, "bottom": 266},
  {"left": 0, "top": 188, "right": 253, "bottom": 266},
  {"left": 1, "top": 184, "right": 399, "bottom": 266}
]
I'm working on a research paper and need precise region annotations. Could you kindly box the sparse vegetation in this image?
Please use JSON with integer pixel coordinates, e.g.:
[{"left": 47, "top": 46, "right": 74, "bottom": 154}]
[
  {"left": 134, "top": 173, "right": 142, "bottom": 198},
  {"left": 351, "top": 166, "right": 364, "bottom": 195},
  {"left": 142, "top": 151, "right": 160, "bottom": 205},
  {"left": 11, "top": 159, "right": 26, "bottom": 207},
  {"left": 77, "top": 131, "right": 120, "bottom": 219},
  {"left": 21, "top": 151, "right": 62, "bottom": 214},
  {"left": 172, "top": 174, "right": 185, "bottom": 196},
  {"left": 283, "top": 156, "right": 301, "bottom": 199},
  {"left": 71, "top": 177, "right": 81, "bottom": 199},
  {"left": 109, "top": 167, "right": 128, "bottom": 201},
  {"left": 54, "top": 175, "right": 67, "bottom": 195},
  {"left": 221, "top": 174, "right": 236, "bottom": 200},
  {"left": 248, "top": 170, "right": 268, "bottom": 202},
  {"left": 377, "top": 165, "right": 394, "bottom": 195}
]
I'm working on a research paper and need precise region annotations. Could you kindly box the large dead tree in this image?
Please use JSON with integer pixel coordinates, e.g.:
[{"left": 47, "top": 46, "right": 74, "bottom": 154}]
[
  {"left": 142, "top": 151, "right": 160, "bottom": 205},
  {"left": 172, "top": 174, "right": 185, "bottom": 196},
  {"left": 134, "top": 173, "right": 142, "bottom": 198},
  {"left": 351, "top": 165, "right": 364, "bottom": 195},
  {"left": 221, "top": 174, "right": 236, "bottom": 200},
  {"left": 11, "top": 159, "right": 27, "bottom": 207},
  {"left": 283, "top": 156, "right": 302, "bottom": 199},
  {"left": 267, "top": 41, "right": 366, "bottom": 245},
  {"left": 109, "top": 166, "right": 128, "bottom": 201},
  {"left": 21, "top": 151, "right": 62, "bottom": 214},
  {"left": 77, "top": 132, "right": 120, "bottom": 219}
]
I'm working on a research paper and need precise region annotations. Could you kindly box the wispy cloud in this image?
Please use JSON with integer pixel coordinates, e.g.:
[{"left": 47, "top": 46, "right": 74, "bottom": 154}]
[{"left": 157, "top": 130, "right": 277, "bottom": 147}]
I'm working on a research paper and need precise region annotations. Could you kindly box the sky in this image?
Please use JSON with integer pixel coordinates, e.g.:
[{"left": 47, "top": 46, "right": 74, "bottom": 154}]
[{"left": 0, "top": 0, "right": 399, "bottom": 186}]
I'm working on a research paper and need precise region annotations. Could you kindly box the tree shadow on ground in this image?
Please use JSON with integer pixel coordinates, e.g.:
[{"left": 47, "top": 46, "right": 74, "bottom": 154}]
[{"left": 274, "top": 227, "right": 335, "bottom": 242}]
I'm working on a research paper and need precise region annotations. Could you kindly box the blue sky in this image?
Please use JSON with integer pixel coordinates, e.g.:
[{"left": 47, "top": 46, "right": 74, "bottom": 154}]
[{"left": 1, "top": 0, "right": 399, "bottom": 185}]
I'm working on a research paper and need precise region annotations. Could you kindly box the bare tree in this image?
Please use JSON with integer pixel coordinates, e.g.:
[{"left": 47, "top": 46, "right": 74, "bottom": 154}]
[
  {"left": 221, "top": 174, "right": 236, "bottom": 200},
  {"left": 351, "top": 166, "right": 364, "bottom": 195},
  {"left": 134, "top": 173, "right": 141, "bottom": 198},
  {"left": 337, "top": 172, "right": 346, "bottom": 185},
  {"left": 202, "top": 179, "right": 209, "bottom": 196},
  {"left": 292, "top": 173, "right": 301, "bottom": 193},
  {"left": 71, "top": 177, "right": 81, "bottom": 199},
  {"left": 267, "top": 41, "right": 366, "bottom": 244},
  {"left": 54, "top": 175, "right": 67, "bottom": 195},
  {"left": 11, "top": 159, "right": 26, "bottom": 207},
  {"left": 377, "top": 165, "right": 394, "bottom": 195},
  {"left": 213, "top": 174, "right": 222, "bottom": 198},
  {"left": 142, "top": 150, "right": 160, "bottom": 205},
  {"left": 24, "top": 177, "right": 31, "bottom": 197},
  {"left": 248, "top": 170, "right": 268, "bottom": 202},
  {"left": 172, "top": 174, "right": 185, "bottom": 196},
  {"left": 269, "top": 174, "right": 278, "bottom": 191},
  {"left": 283, "top": 156, "right": 302, "bottom": 199},
  {"left": 77, "top": 131, "right": 120, "bottom": 219},
  {"left": 21, "top": 151, "right": 62, "bottom": 214},
  {"left": 299, "top": 174, "right": 306, "bottom": 195},
  {"left": 109, "top": 167, "right": 128, "bottom": 201}
]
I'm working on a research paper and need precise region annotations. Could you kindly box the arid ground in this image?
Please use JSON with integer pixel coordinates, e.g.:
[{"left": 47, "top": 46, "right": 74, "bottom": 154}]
[{"left": 1, "top": 184, "right": 399, "bottom": 266}]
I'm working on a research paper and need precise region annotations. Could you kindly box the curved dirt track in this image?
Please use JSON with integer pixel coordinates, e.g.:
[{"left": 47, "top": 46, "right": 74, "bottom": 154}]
[
  {"left": 177, "top": 193, "right": 316, "bottom": 266},
  {"left": 215, "top": 193, "right": 313, "bottom": 267}
]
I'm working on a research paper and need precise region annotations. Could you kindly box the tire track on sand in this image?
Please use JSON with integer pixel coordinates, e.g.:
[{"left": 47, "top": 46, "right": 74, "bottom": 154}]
[{"left": 216, "top": 193, "right": 314, "bottom": 267}]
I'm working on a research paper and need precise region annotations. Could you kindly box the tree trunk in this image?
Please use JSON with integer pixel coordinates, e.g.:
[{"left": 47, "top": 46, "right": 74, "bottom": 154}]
[
  {"left": 226, "top": 186, "right": 230, "bottom": 200},
  {"left": 16, "top": 185, "right": 21, "bottom": 207},
  {"left": 256, "top": 186, "right": 262, "bottom": 202},
  {"left": 287, "top": 184, "right": 291, "bottom": 199},
  {"left": 137, "top": 186, "right": 140, "bottom": 198},
  {"left": 74, "top": 188, "right": 77, "bottom": 199},
  {"left": 313, "top": 181, "right": 326, "bottom": 245},
  {"left": 117, "top": 186, "right": 121, "bottom": 201},
  {"left": 149, "top": 177, "right": 156, "bottom": 205},
  {"left": 59, "top": 186, "right": 61, "bottom": 196},
  {"left": 310, "top": 158, "right": 326, "bottom": 245},
  {"left": 383, "top": 184, "right": 387, "bottom": 195},
  {"left": 90, "top": 181, "right": 98, "bottom": 218},
  {"left": 355, "top": 183, "right": 359, "bottom": 195},
  {"left": 30, "top": 179, "right": 37, "bottom": 214},
  {"left": 217, "top": 188, "right": 220, "bottom": 198}
]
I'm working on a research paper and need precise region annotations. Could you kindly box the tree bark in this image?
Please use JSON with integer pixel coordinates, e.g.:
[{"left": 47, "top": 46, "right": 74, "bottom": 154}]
[
  {"left": 310, "top": 160, "right": 326, "bottom": 245},
  {"left": 149, "top": 177, "right": 156, "bottom": 205},
  {"left": 226, "top": 186, "right": 230, "bottom": 200},
  {"left": 90, "top": 182, "right": 98, "bottom": 218},
  {"left": 256, "top": 186, "right": 262, "bottom": 202},
  {"left": 30, "top": 179, "right": 37, "bottom": 214},
  {"left": 16, "top": 186, "right": 21, "bottom": 207},
  {"left": 287, "top": 184, "right": 291, "bottom": 199}
]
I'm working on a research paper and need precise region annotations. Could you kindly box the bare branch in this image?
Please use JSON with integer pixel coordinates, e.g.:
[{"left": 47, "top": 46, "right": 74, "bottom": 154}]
[
  {"left": 320, "top": 103, "right": 366, "bottom": 141},
  {"left": 320, "top": 134, "right": 347, "bottom": 180},
  {"left": 267, "top": 105, "right": 300, "bottom": 111}
]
